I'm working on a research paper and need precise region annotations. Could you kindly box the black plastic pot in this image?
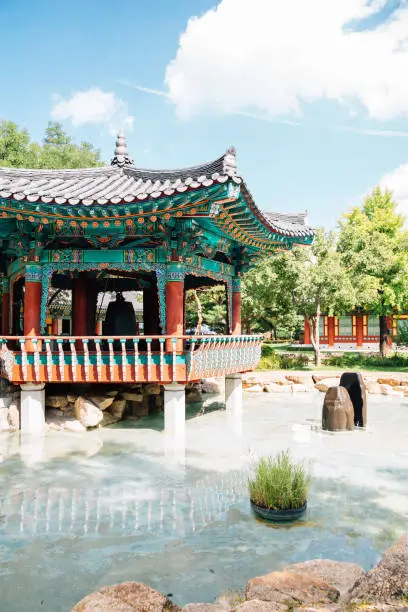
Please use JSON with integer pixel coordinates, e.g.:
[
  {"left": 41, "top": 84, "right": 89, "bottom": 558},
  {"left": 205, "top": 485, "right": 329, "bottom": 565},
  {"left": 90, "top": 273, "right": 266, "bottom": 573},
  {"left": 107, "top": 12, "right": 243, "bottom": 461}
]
[{"left": 250, "top": 500, "right": 307, "bottom": 522}]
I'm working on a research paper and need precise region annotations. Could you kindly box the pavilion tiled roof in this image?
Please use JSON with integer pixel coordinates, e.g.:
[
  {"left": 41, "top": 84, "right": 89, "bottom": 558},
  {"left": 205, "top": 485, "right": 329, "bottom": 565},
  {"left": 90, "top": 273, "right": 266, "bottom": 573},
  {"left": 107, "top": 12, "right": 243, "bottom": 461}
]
[{"left": 0, "top": 133, "right": 313, "bottom": 240}]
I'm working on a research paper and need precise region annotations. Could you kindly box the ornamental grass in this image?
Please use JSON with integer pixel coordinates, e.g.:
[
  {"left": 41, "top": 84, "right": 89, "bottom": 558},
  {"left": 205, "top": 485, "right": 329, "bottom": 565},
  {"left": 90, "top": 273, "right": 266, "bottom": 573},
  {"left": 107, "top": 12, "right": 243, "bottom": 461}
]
[{"left": 248, "top": 451, "right": 311, "bottom": 511}]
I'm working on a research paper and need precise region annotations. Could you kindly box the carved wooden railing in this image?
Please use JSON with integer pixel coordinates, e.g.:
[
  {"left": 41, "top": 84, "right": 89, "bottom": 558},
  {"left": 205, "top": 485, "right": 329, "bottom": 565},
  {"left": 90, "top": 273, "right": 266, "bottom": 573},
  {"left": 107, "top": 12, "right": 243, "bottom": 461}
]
[{"left": 0, "top": 334, "right": 263, "bottom": 385}]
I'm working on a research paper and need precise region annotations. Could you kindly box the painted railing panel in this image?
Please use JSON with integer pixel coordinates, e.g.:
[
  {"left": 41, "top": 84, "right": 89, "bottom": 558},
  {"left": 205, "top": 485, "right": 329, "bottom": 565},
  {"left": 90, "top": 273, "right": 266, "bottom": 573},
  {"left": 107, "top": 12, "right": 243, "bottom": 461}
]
[{"left": 0, "top": 335, "right": 263, "bottom": 385}]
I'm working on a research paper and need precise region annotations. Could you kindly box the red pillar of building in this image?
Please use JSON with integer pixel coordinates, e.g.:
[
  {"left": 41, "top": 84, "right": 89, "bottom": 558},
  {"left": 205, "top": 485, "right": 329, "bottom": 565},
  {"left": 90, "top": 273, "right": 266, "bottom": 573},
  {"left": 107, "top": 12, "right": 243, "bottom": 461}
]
[
  {"left": 231, "top": 278, "right": 242, "bottom": 335},
  {"left": 72, "top": 275, "right": 88, "bottom": 336},
  {"left": 95, "top": 319, "right": 103, "bottom": 336},
  {"left": 356, "top": 315, "right": 364, "bottom": 347},
  {"left": 52, "top": 318, "right": 59, "bottom": 335},
  {"left": 1, "top": 291, "right": 10, "bottom": 335},
  {"left": 24, "top": 265, "right": 42, "bottom": 351},
  {"left": 304, "top": 319, "right": 311, "bottom": 345},
  {"left": 165, "top": 265, "right": 184, "bottom": 352},
  {"left": 328, "top": 316, "right": 335, "bottom": 347}
]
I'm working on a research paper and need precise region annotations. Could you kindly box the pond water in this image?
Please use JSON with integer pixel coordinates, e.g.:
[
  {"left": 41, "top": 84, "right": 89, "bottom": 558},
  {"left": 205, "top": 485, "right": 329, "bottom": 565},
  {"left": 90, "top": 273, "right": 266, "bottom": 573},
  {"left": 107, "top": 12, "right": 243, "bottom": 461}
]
[{"left": 1, "top": 391, "right": 408, "bottom": 611}]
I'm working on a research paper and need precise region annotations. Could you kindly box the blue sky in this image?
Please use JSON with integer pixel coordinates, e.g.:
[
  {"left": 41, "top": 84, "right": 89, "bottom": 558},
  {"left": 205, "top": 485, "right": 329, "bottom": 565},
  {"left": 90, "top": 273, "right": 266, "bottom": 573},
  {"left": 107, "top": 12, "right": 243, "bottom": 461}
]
[{"left": 2, "top": 0, "right": 408, "bottom": 228}]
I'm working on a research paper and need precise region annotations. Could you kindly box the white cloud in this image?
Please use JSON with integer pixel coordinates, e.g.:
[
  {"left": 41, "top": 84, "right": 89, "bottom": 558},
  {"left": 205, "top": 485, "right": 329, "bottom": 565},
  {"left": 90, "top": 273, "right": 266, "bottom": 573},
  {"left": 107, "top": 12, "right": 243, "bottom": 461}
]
[
  {"left": 51, "top": 88, "right": 134, "bottom": 135},
  {"left": 337, "top": 126, "right": 408, "bottom": 137},
  {"left": 165, "top": 0, "right": 408, "bottom": 120},
  {"left": 380, "top": 163, "right": 408, "bottom": 217}
]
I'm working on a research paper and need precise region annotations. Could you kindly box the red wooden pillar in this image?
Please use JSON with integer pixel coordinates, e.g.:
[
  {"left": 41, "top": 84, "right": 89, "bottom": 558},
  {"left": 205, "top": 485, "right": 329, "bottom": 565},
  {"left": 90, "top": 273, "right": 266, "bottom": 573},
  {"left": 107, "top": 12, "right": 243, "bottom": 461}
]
[
  {"left": 95, "top": 320, "right": 103, "bottom": 336},
  {"left": 328, "top": 316, "right": 335, "bottom": 347},
  {"left": 165, "top": 264, "right": 184, "bottom": 352},
  {"left": 1, "top": 278, "right": 10, "bottom": 335},
  {"left": 356, "top": 315, "right": 364, "bottom": 347},
  {"left": 304, "top": 319, "right": 311, "bottom": 345},
  {"left": 72, "top": 275, "right": 88, "bottom": 336},
  {"left": 52, "top": 318, "right": 59, "bottom": 335},
  {"left": 231, "top": 278, "right": 242, "bottom": 335},
  {"left": 24, "top": 265, "right": 42, "bottom": 350}
]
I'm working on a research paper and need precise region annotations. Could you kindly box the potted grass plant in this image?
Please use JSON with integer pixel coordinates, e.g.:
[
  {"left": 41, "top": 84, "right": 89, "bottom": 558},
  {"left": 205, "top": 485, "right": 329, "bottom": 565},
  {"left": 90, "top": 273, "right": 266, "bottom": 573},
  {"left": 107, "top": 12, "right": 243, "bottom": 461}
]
[{"left": 248, "top": 450, "right": 311, "bottom": 522}]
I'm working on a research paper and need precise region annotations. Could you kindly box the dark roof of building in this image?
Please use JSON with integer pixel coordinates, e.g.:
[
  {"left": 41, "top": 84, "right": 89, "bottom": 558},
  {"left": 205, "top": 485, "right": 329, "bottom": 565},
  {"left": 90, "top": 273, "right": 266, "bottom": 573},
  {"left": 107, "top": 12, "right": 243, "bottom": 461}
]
[{"left": 0, "top": 133, "right": 313, "bottom": 239}]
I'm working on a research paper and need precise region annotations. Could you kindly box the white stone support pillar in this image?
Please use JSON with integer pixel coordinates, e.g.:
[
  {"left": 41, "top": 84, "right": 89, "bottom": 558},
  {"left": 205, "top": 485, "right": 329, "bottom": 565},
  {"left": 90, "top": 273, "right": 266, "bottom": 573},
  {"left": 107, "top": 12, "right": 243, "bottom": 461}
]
[
  {"left": 225, "top": 373, "right": 242, "bottom": 412},
  {"left": 164, "top": 384, "right": 186, "bottom": 465},
  {"left": 20, "top": 383, "right": 45, "bottom": 434},
  {"left": 225, "top": 374, "right": 243, "bottom": 436},
  {"left": 164, "top": 383, "right": 185, "bottom": 436}
]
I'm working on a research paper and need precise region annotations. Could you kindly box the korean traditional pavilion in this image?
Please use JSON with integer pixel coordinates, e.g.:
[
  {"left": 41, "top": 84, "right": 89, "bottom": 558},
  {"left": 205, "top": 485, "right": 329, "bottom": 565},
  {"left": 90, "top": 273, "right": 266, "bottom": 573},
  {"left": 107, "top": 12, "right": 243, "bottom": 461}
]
[{"left": 0, "top": 133, "right": 313, "bottom": 433}]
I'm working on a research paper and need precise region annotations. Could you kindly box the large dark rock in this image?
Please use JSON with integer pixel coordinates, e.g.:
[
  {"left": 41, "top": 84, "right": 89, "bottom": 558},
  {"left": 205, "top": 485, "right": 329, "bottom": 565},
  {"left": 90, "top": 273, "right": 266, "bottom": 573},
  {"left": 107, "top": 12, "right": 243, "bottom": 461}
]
[
  {"left": 322, "top": 386, "right": 354, "bottom": 432},
  {"left": 347, "top": 534, "right": 408, "bottom": 605},
  {"left": 339, "top": 371, "right": 367, "bottom": 427}
]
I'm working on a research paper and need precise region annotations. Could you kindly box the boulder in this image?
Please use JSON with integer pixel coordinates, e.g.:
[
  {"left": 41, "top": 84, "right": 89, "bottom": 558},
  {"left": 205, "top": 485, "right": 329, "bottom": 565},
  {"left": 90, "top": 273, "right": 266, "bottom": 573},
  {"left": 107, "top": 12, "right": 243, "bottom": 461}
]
[
  {"left": 347, "top": 534, "right": 408, "bottom": 605},
  {"left": 7, "top": 401, "right": 20, "bottom": 430},
  {"left": 130, "top": 400, "right": 149, "bottom": 417},
  {"left": 183, "top": 605, "right": 229, "bottom": 611},
  {"left": 74, "top": 397, "right": 103, "bottom": 428},
  {"left": 378, "top": 377, "right": 400, "bottom": 387},
  {"left": 87, "top": 396, "right": 114, "bottom": 411},
  {"left": 108, "top": 399, "right": 127, "bottom": 420},
  {"left": 46, "top": 395, "right": 68, "bottom": 409},
  {"left": 245, "top": 385, "right": 264, "bottom": 393},
  {"left": 201, "top": 380, "right": 221, "bottom": 394},
  {"left": 285, "top": 559, "right": 364, "bottom": 600},
  {"left": 144, "top": 383, "right": 161, "bottom": 395},
  {"left": 121, "top": 392, "right": 143, "bottom": 402},
  {"left": 245, "top": 570, "right": 339, "bottom": 606},
  {"left": 236, "top": 603, "right": 286, "bottom": 611},
  {"left": 67, "top": 393, "right": 78, "bottom": 403},
  {"left": 339, "top": 372, "right": 367, "bottom": 427},
  {"left": 313, "top": 375, "right": 340, "bottom": 384},
  {"left": 315, "top": 378, "right": 340, "bottom": 393},
  {"left": 380, "top": 383, "right": 394, "bottom": 395},
  {"left": 186, "top": 390, "right": 202, "bottom": 403},
  {"left": 101, "top": 412, "right": 120, "bottom": 427},
  {"left": 322, "top": 386, "right": 354, "bottom": 431},
  {"left": 64, "top": 420, "right": 86, "bottom": 433},
  {"left": 106, "top": 389, "right": 119, "bottom": 397},
  {"left": 72, "top": 582, "right": 181, "bottom": 611},
  {"left": 366, "top": 380, "right": 383, "bottom": 395},
  {"left": 263, "top": 383, "right": 292, "bottom": 394}
]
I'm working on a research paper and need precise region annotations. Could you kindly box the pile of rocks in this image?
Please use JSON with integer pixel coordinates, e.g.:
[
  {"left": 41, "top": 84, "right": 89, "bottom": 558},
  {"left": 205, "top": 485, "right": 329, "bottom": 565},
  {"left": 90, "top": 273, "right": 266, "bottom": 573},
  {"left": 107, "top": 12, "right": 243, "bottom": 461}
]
[
  {"left": 45, "top": 382, "right": 163, "bottom": 432},
  {"left": 244, "top": 372, "right": 408, "bottom": 397},
  {"left": 72, "top": 534, "right": 408, "bottom": 610}
]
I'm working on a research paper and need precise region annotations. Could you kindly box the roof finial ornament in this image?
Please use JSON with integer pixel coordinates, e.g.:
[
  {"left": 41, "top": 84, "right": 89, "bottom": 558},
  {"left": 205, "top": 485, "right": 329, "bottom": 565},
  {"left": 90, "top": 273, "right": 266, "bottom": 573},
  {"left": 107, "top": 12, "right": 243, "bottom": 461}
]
[
  {"left": 223, "top": 146, "right": 237, "bottom": 176},
  {"left": 111, "top": 131, "right": 134, "bottom": 168}
]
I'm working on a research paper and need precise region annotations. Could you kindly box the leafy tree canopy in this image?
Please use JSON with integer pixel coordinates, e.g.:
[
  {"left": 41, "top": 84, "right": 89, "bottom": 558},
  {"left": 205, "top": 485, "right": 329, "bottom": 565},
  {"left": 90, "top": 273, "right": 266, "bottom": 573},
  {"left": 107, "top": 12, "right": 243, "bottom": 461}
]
[
  {"left": 338, "top": 187, "right": 408, "bottom": 354},
  {"left": 0, "top": 120, "right": 103, "bottom": 169}
]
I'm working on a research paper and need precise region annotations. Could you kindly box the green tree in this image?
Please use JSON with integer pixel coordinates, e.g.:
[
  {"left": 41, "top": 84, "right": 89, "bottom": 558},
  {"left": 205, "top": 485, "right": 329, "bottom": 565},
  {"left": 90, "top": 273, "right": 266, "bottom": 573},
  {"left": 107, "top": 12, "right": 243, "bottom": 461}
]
[
  {"left": 0, "top": 120, "right": 102, "bottom": 168},
  {"left": 338, "top": 187, "right": 408, "bottom": 357},
  {"left": 258, "top": 230, "right": 356, "bottom": 365},
  {"left": 185, "top": 285, "right": 228, "bottom": 334},
  {"left": 241, "top": 261, "right": 299, "bottom": 338}
]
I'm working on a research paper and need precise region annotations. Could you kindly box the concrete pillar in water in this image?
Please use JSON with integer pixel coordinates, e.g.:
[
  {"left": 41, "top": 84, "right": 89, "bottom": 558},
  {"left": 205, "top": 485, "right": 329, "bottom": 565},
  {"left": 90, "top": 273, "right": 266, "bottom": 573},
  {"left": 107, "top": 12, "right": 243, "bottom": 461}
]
[
  {"left": 164, "top": 383, "right": 185, "bottom": 465},
  {"left": 225, "top": 373, "right": 242, "bottom": 412},
  {"left": 20, "top": 383, "right": 45, "bottom": 433}
]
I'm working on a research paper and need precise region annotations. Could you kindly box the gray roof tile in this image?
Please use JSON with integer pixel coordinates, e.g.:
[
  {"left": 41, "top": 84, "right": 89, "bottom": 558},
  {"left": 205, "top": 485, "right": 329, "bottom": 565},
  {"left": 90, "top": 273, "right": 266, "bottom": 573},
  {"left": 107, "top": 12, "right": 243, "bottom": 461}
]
[{"left": 0, "top": 140, "right": 314, "bottom": 240}]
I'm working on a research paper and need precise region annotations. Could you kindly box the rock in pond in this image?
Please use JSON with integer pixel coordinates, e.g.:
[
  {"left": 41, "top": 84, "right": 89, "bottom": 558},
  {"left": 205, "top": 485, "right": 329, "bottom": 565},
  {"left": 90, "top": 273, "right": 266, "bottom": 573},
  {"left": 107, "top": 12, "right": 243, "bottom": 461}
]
[
  {"left": 74, "top": 397, "right": 103, "bottom": 428},
  {"left": 245, "top": 570, "right": 339, "bottom": 606},
  {"left": 347, "top": 533, "right": 408, "bottom": 605},
  {"left": 285, "top": 559, "right": 364, "bottom": 600},
  {"left": 322, "top": 386, "right": 354, "bottom": 432},
  {"left": 72, "top": 581, "right": 181, "bottom": 611},
  {"left": 339, "top": 371, "right": 367, "bottom": 427}
]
